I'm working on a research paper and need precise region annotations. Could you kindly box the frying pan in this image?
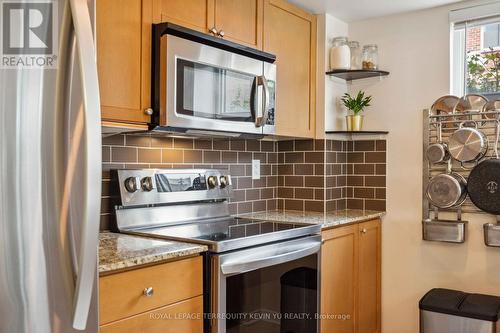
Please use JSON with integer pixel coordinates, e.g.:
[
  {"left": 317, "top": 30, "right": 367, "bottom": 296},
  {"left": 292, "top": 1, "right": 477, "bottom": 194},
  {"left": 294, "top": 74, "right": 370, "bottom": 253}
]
[{"left": 468, "top": 120, "right": 500, "bottom": 214}]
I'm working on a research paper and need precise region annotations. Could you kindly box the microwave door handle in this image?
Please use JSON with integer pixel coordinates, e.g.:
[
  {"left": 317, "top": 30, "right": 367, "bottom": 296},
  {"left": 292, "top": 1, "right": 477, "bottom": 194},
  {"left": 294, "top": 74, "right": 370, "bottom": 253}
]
[
  {"left": 220, "top": 242, "right": 320, "bottom": 275},
  {"left": 69, "top": 0, "right": 102, "bottom": 330},
  {"left": 253, "top": 76, "right": 268, "bottom": 127},
  {"left": 250, "top": 76, "right": 258, "bottom": 125},
  {"left": 261, "top": 76, "right": 270, "bottom": 127}
]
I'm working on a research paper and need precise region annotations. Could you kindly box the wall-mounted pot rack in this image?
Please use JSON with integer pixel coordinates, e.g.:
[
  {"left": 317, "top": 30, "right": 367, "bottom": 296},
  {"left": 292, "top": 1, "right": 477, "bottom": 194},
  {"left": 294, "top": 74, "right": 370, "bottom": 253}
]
[{"left": 422, "top": 108, "right": 500, "bottom": 246}]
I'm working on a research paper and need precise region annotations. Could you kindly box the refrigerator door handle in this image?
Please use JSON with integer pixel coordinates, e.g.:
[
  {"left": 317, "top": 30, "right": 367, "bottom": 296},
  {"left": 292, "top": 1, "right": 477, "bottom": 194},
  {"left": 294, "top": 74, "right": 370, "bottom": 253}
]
[{"left": 69, "top": 0, "right": 102, "bottom": 330}]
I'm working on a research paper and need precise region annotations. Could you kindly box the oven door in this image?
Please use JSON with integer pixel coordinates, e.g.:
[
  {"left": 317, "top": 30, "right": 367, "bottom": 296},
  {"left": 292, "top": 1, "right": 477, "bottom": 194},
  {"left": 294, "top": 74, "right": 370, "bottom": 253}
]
[
  {"left": 211, "top": 235, "right": 321, "bottom": 333},
  {"left": 162, "top": 35, "right": 276, "bottom": 135}
]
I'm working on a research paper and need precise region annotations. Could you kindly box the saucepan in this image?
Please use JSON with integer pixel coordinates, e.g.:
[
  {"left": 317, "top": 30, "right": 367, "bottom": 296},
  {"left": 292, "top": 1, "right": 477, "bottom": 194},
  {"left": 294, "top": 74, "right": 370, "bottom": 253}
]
[
  {"left": 426, "top": 163, "right": 467, "bottom": 209},
  {"left": 426, "top": 122, "right": 450, "bottom": 164}
]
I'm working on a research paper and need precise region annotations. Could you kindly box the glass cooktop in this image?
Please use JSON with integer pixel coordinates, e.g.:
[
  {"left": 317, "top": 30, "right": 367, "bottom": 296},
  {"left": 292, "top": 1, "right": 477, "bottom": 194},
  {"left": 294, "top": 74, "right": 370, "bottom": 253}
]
[{"left": 129, "top": 217, "right": 321, "bottom": 253}]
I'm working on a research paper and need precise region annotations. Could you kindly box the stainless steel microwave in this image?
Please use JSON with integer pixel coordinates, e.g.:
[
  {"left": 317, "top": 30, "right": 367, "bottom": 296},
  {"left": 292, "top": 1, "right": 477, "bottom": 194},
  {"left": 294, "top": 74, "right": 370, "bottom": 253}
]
[{"left": 151, "top": 23, "right": 277, "bottom": 138}]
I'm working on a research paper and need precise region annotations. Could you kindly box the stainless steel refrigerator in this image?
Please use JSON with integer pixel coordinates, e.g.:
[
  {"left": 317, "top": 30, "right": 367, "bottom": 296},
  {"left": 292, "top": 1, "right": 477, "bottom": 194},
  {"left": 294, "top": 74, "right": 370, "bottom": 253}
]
[{"left": 0, "top": 0, "right": 101, "bottom": 332}]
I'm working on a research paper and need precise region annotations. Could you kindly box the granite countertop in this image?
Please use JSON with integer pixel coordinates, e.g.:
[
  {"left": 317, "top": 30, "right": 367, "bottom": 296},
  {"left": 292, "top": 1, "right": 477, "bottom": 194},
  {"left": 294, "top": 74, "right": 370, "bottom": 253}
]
[
  {"left": 238, "top": 209, "right": 385, "bottom": 229},
  {"left": 99, "top": 232, "right": 207, "bottom": 274}
]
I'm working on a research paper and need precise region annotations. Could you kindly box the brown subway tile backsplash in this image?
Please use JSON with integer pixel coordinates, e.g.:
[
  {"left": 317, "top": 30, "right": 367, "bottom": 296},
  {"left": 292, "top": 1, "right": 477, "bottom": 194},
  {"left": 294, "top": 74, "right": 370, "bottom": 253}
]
[
  {"left": 376, "top": 140, "right": 387, "bottom": 151},
  {"left": 365, "top": 152, "right": 386, "bottom": 163},
  {"left": 111, "top": 146, "right": 137, "bottom": 163},
  {"left": 138, "top": 148, "right": 161, "bottom": 163},
  {"left": 295, "top": 140, "right": 314, "bottom": 151},
  {"left": 354, "top": 141, "right": 375, "bottom": 151},
  {"left": 101, "top": 136, "right": 387, "bottom": 230}
]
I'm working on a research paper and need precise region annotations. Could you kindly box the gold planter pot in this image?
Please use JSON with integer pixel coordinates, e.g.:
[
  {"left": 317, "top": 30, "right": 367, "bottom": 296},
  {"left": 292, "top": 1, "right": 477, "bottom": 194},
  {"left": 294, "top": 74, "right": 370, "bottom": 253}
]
[{"left": 346, "top": 115, "right": 364, "bottom": 131}]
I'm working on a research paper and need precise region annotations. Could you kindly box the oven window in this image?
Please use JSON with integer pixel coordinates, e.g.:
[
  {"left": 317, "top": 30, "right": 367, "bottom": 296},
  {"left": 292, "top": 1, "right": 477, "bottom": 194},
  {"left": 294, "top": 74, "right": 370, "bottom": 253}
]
[
  {"left": 225, "top": 254, "right": 318, "bottom": 333},
  {"left": 176, "top": 59, "right": 255, "bottom": 122}
]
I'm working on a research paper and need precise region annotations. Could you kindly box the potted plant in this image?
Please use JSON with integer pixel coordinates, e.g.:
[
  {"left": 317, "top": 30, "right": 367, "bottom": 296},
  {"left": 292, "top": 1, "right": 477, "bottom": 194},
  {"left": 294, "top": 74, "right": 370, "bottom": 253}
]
[{"left": 341, "top": 91, "right": 372, "bottom": 131}]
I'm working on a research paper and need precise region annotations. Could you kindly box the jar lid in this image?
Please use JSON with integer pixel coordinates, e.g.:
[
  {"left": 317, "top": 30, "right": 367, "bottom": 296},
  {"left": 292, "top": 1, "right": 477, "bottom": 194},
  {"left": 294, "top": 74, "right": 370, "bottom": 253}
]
[
  {"left": 348, "top": 41, "right": 360, "bottom": 48},
  {"left": 363, "top": 44, "right": 378, "bottom": 49},
  {"left": 332, "top": 36, "right": 348, "bottom": 43}
]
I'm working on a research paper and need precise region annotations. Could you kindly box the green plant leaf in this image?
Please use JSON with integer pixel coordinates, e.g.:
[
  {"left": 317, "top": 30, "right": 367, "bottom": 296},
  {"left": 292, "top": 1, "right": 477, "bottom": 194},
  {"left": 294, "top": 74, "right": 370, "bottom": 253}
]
[{"left": 341, "top": 91, "right": 372, "bottom": 115}]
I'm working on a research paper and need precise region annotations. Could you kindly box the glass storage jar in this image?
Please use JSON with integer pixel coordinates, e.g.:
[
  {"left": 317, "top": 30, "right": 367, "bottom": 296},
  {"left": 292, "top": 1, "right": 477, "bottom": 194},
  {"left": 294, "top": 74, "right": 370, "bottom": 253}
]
[
  {"left": 348, "top": 41, "right": 362, "bottom": 70},
  {"left": 330, "top": 37, "right": 350, "bottom": 70},
  {"left": 362, "top": 44, "right": 378, "bottom": 70}
]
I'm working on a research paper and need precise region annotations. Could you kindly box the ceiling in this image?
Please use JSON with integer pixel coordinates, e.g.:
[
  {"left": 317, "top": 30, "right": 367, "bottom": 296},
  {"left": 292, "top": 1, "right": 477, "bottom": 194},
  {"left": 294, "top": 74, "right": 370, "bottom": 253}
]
[{"left": 288, "top": 0, "right": 466, "bottom": 22}]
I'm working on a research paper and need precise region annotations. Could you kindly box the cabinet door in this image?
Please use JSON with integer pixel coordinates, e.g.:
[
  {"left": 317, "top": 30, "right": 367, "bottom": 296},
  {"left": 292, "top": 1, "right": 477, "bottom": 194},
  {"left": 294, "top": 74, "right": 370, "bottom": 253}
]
[
  {"left": 358, "top": 220, "right": 382, "bottom": 333},
  {"left": 321, "top": 225, "right": 358, "bottom": 333},
  {"left": 214, "top": 0, "right": 263, "bottom": 48},
  {"left": 158, "top": 0, "right": 214, "bottom": 34},
  {"left": 263, "top": 0, "right": 316, "bottom": 138},
  {"left": 99, "top": 256, "right": 203, "bottom": 325},
  {"left": 100, "top": 296, "right": 203, "bottom": 333},
  {"left": 97, "top": 0, "right": 151, "bottom": 124}
]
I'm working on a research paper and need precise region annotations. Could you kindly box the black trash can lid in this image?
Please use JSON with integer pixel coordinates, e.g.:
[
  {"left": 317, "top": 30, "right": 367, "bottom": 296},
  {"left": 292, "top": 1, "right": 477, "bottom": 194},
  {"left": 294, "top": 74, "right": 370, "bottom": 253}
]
[
  {"left": 460, "top": 294, "right": 500, "bottom": 322},
  {"left": 419, "top": 288, "right": 500, "bottom": 322}
]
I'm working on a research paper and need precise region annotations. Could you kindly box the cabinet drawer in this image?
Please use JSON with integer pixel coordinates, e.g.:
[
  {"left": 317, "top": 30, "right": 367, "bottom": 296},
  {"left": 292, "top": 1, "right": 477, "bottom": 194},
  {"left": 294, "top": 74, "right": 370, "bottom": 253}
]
[
  {"left": 99, "top": 256, "right": 203, "bottom": 325},
  {"left": 100, "top": 296, "right": 203, "bottom": 333}
]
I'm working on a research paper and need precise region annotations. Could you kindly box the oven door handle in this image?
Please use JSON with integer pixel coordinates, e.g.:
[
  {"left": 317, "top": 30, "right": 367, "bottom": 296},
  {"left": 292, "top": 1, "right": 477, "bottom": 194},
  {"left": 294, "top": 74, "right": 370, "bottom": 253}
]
[{"left": 220, "top": 241, "right": 320, "bottom": 275}]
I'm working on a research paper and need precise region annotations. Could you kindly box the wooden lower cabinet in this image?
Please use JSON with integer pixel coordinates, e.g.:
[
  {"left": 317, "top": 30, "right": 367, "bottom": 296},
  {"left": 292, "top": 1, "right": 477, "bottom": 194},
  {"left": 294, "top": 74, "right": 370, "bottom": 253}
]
[
  {"left": 320, "top": 219, "right": 381, "bottom": 333},
  {"left": 100, "top": 296, "right": 203, "bottom": 333},
  {"left": 358, "top": 220, "right": 382, "bottom": 333},
  {"left": 99, "top": 256, "right": 204, "bottom": 332}
]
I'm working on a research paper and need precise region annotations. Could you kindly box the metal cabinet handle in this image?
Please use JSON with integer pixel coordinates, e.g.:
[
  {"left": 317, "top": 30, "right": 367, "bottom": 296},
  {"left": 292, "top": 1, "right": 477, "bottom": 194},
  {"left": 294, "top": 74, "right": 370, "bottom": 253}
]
[
  {"left": 144, "top": 107, "right": 153, "bottom": 116},
  {"left": 361, "top": 228, "right": 367, "bottom": 234},
  {"left": 143, "top": 287, "right": 154, "bottom": 297},
  {"left": 218, "top": 30, "right": 225, "bottom": 37},
  {"left": 209, "top": 27, "right": 218, "bottom": 35}
]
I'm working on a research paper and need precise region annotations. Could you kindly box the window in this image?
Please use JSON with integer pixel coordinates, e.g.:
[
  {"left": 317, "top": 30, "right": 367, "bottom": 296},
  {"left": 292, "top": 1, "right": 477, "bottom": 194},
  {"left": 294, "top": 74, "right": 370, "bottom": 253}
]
[
  {"left": 451, "top": 3, "right": 500, "bottom": 97},
  {"left": 483, "top": 23, "right": 500, "bottom": 49}
]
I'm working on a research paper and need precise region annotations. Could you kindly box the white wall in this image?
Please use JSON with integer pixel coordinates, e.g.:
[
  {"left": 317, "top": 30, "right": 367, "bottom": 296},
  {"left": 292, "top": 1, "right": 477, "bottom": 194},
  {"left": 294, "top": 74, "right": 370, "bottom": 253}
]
[
  {"left": 317, "top": 13, "right": 349, "bottom": 137},
  {"left": 347, "top": 2, "right": 500, "bottom": 332}
]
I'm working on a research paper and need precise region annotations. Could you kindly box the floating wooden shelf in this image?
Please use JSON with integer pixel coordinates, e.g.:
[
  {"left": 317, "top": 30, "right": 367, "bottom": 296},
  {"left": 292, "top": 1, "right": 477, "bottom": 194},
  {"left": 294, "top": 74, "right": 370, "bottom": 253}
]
[
  {"left": 325, "top": 130, "right": 389, "bottom": 134},
  {"left": 325, "top": 69, "right": 389, "bottom": 81}
]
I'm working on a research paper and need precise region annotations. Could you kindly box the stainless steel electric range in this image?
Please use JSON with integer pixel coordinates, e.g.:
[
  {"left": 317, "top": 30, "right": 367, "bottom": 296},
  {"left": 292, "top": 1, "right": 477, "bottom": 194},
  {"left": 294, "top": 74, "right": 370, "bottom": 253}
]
[{"left": 114, "top": 169, "right": 321, "bottom": 333}]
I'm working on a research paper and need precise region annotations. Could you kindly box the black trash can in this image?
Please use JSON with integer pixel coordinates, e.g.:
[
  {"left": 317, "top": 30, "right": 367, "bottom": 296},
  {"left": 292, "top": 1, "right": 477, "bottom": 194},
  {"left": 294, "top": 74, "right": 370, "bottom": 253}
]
[
  {"left": 419, "top": 288, "right": 500, "bottom": 333},
  {"left": 280, "top": 267, "right": 318, "bottom": 333}
]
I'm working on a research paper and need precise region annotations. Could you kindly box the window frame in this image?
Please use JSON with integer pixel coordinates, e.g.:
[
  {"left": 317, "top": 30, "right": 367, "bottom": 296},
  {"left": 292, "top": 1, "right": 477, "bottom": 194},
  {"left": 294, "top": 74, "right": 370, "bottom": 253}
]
[{"left": 450, "top": 2, "right": 500, "bottom": 95}]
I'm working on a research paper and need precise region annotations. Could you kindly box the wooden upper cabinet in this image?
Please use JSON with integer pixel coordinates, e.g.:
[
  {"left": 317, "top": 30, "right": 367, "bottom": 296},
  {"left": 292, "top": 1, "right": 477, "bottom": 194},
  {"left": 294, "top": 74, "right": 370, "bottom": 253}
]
[
  {"left": 321, "top": 225, "right": 358, "bottom": 333},
  {"left": 96, "top": 0, "right": 152, "bottom": 125},
  {"left": 358, "top": 220, "right": 382, "bottom": 333},
  {"left": 157, "top": 0, "right": 214, "bottom": 33},
  {"left": 158, "top": 0, "right": 263, "bottom": 49},
  {"left": 263, "top": 0, "right": 316, "bottom": 138},
  {"left": 214, "top": 0, "right": 263, "bottom": 48}
]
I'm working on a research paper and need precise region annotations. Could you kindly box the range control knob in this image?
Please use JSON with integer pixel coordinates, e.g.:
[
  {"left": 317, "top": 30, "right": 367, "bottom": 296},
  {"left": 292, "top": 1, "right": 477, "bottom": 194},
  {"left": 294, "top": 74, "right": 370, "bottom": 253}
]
[
  {"left": 124, "top": 177, "right": 139, "bottom": 193},
  {"left": 219, "top": 176, "right": 228, "bottom": 188},
  {"left": 207, "top": 176, "right": 217, "bottom": 189},
  {"left": 140, "top": 176, "right": 154, "bottom": 192}
]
